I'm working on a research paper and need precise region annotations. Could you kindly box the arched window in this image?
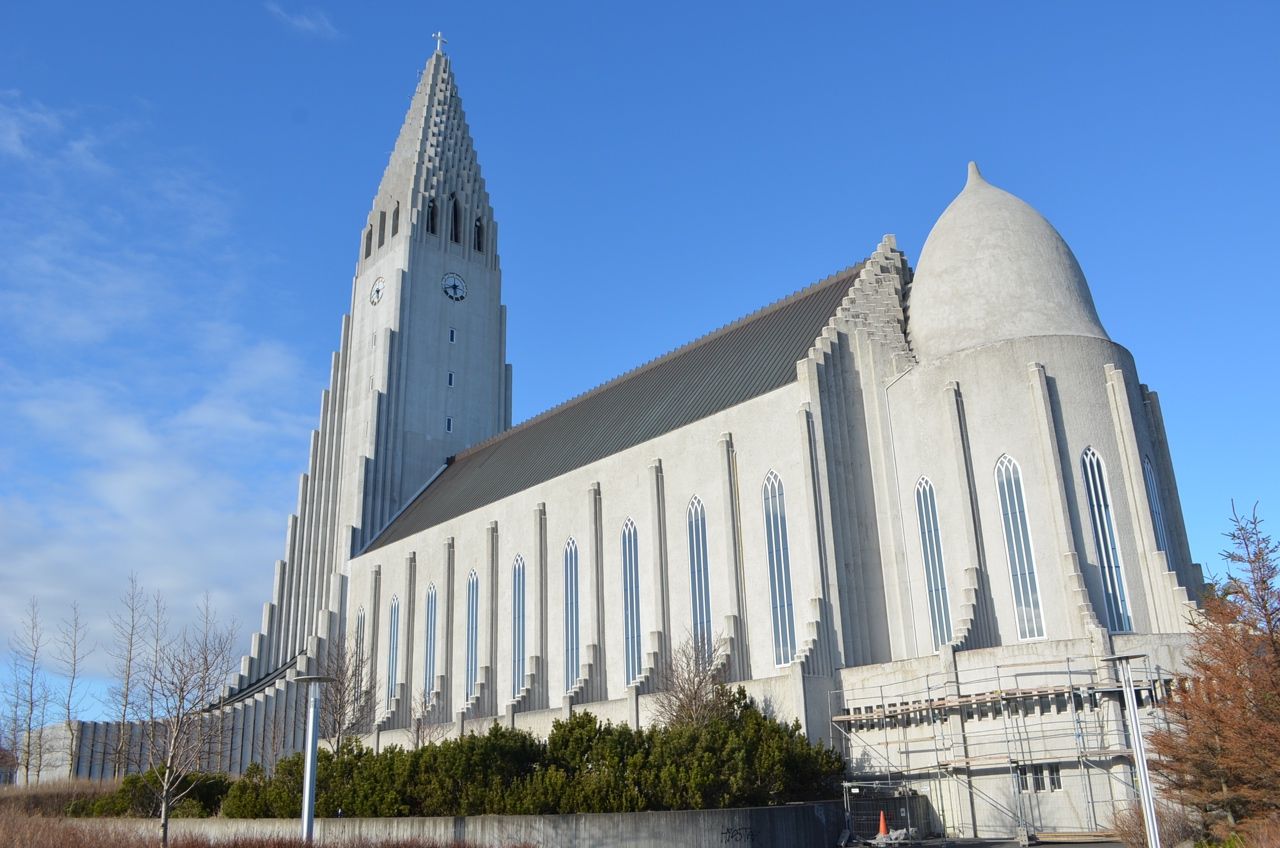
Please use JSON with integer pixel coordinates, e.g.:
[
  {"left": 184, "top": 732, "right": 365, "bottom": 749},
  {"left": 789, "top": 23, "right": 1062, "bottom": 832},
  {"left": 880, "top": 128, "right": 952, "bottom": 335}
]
[
  {"left": 512, "top": 556, "right": 526, "bottom": 698},
  {"left": 621, "top": 519, "right": 642, "bottom": 685},
  {"left": 426, "top": 198, "right": 438, "bottom": 235},
  {"left": 1082, "top": 448, "right": 1133, "bottom": 632},
  {"left": 1142, "top": 456, "right": 1170, "bottom": 553},
  {"left": 465, "top": 570, "right": 479, "bottom": 698},
  {"left": 354, "top": 606, "right": 367, "bottom": 691},
  {"left": 914, "top": 477, "right": 953, "bottom": 650},
  {"left": 995, "top": 455, "right": 1045, "bottom": 639},
  {"left": 391, "top": 202, "right": 400, "bottom": 237},
  {"left": 378, "top": 210, "right": 387, "bottom": 247},
  {"left": 449, "top": 194, "right": 461, "bottom": 244},
  {"left": 385, "top": 595, "right": 400, "bottom": 708},
  {"left": 563, "top": 539, "right": 580, "bottom": 692},
  {"left": 424, "top": 584, "right": 438, "bottom": 697},
  {"left": 687, "top": 496, "right": 713, "bottom": 656},
  {"left": 363, "top": 226, "right": 373, "bottom": 258},
  {"left": 473, "top": 216, "right": 485, "bottom": 253},
  {"left": 762, "top": 471, "right": 797, "bottom": 665}
]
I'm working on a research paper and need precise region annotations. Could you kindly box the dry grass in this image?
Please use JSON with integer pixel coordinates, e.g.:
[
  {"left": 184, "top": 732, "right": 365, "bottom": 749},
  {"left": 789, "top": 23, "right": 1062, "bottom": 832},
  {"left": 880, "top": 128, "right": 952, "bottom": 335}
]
[
  {"left": 0, "top": 780, "right": 119, "bottom": 817},
  {"left": 1111, "top": 801, "right": 1201, "bottom": 848},
  {"left": 0, "top": 811, "right": 533, "bottom": 848}
]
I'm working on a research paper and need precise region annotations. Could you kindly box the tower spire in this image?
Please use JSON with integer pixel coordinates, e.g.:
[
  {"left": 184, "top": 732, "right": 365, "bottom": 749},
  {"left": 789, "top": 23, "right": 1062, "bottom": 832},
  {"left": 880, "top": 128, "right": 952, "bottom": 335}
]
[{"left": 432, "top": 31, "right": 447, "bottom": 53}]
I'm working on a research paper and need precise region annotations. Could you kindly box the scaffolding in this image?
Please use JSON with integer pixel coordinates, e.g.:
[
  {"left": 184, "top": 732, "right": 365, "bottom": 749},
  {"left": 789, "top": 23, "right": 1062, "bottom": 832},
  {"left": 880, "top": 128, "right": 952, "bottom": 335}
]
[{"left": 829, "top": 655, "right": 1172, "bottom": 841}]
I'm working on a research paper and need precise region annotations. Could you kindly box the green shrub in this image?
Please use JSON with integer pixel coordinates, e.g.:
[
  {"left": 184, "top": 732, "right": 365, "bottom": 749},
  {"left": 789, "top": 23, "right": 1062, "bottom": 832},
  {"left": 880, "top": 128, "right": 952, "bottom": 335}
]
[{"left": 220, "top": 689, "right": 844, "bottom": 818}]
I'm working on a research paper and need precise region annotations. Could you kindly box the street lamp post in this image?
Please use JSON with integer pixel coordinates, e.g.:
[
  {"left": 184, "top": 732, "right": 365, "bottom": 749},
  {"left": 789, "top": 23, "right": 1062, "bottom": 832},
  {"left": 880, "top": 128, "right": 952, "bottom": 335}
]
[
  {"left": 1103, "top": 654, "right": 1160, "bottom": 848},
  {"left": 295, "top": 675, "right": 335, "bottom": 844}
]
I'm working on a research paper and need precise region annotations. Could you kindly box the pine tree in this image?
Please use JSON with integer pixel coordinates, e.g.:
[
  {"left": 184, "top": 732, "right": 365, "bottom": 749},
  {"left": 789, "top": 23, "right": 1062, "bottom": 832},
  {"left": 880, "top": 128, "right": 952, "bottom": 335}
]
[{"left": 1151, "top": 505, "right": 1280, "bottom": 837}]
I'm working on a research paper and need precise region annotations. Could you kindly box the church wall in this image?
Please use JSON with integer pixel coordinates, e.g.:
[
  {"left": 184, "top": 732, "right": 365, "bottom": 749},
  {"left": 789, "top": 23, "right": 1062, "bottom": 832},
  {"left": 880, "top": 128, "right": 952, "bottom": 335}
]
[
  {"left": 348, "top": 379, "right": 821, "bottom": 732},
  {"left": 886, "top": 333, "right": 1194, "bottom": 658}
]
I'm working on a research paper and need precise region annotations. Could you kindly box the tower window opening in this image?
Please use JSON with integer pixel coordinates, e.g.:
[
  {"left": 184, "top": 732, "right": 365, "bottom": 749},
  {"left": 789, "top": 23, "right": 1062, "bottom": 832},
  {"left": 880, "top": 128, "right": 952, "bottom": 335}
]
[
  {"left": 465, "top": 570, "right": 479, "bottom": 698},
  {"left": 449, "top": 328, "right": 456, "bottom": 343},
  {"left": 914, "top": 477, "right": 953, "bottom": 649},
  {"left": 995, "top": 455, "right": 1045, "bottom": 640},
  {"left": 621, "top": 519, "right": 642, "bottom": 686},
  {"left": 1142, "top": 455, "right": 1170, "bottom": 552},
  {"left": 450, "top": 194, "right": 461, "bottom": 244},
  {"left": 687, "top": 495, "right": 713, "bottom": 658},
  {"left": 446, "top": 417, "right": 453, "bottom": 433},
  {"left": 385, "top": 595, "right": 400, "bottom": 709},
  {"left": 447, "top": 371, "right": 455, "bottom": 387},
  {"left": 564, "top": 538, "right": 580, "bottom": 692},
  {"left": 391, "top": 202, "right": 400, "bottom": 237},
  {"left": 1082, "top": 447, "right": 1133, "bottom": 632},
  {"left": 426, "top": 198, "right": 438, "bottom": 235},
  {"left": 512, "top": 555, "right": 526, "bottom": 699},
  {"left": 473, "top": 217, "right": 484, "bottom": 253},
  {"left": 378, "top": 210, "right": 387, "bottom": 247},
  {"left": 424, "top": 584, "right": 438, "bottom": 700},
  {"left": 364, "top": 227, "right": 373, "bottom": 258},
  {"left": 762, "top": 471, "right": 797, "bottom": 666}
]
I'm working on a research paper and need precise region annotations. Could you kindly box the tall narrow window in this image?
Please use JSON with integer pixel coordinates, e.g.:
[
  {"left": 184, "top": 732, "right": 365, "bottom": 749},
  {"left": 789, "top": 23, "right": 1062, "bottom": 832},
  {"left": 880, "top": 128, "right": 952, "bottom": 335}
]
[
  {"left": 1142, "top": 456, "right": 1170, "bottom": 553},
  {"left": 1082, "top": 447, "right": 1133, "bottom": 632},
  {"left": 385, "top": 595, "right": 400, "bottom": 708},
  {"left": 995, "top": 455, "right": 1046, "bottom": 639},
  {"left": 426, "top": 198, "right": 438, "bottom": 235},
  {"left": 447, "top": 371, "right": 455, "bottom": 387},
  {"left": 445, "top": 417, "right": 453, "bottom": 433},
  {"left": 762, "top": 471, "right": 797, "bottom": 665},
  {"left": 391, "top": 202, "right": 400, "bottom": 237},
  {"left": 378, "top": 210, "right": 387, "bottom": 247},
  {"left": 364, "top": 227, "right": 373, "bottom": 258},
  {"left": 687, "top": 496, "right": 713, "bottom": 656},
  {"left": 424, "top": 584, "right": 438, "bottom": 697},
  {"left": 465, "top": 570, "right": 479, "bottom": 698},
  {"left": 512, "top": 556, "right": 526, "bottom": 698},
  {"left": 354, "top": 606, "right": 367, "bottom": 691},
  {"left": 473, "top": 217, "right": 485, "bottom": 252},
  {"left": 914, "top": 477, "right": 953, "bottom": 650},
  {"left": 621, "top": 519, "right": 642, "bottom": 685},
  {"left": 563, "top": 539, "right": 580, "bottom": 692},
  {"left": 449, "top": 194, "right": 461, "bottom": 244}
]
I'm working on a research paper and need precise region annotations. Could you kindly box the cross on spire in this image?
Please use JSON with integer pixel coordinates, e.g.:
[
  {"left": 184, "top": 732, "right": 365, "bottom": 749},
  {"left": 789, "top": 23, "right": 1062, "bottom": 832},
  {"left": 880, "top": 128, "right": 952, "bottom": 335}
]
[{"left": 432, "top": 31, "right": 447, "bottom": 53}]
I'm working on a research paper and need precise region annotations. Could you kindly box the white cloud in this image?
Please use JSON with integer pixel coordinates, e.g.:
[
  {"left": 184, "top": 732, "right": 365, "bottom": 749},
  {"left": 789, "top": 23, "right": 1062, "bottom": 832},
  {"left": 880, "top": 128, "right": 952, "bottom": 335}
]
[
  {"left": 0, "top": 92, "right": 315, "bottom": 705},
  {"left": 265, "top": 2, "right": 340, "bottom": 39}
]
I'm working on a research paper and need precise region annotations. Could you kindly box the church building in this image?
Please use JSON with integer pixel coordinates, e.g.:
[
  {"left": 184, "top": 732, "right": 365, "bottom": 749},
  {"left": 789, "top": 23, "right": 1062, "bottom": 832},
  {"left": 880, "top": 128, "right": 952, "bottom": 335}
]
[{"left": 68, "top": 46, "right": 1203, "bottom": 838}]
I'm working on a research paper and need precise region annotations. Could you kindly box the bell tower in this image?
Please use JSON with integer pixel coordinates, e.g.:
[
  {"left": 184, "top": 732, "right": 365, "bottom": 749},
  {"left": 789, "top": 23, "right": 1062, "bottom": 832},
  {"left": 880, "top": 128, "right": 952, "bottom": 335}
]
[
  {"left": 342, "top": 45, "right": 511, "bottom": 554},
  {"left": 227, "top": 44, "right": 510, "bottom": 696}
]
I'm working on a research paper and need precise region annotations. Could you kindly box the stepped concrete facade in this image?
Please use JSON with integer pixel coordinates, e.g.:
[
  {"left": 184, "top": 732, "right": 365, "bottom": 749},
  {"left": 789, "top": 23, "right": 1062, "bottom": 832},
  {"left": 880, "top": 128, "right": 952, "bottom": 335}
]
[{"left": 58, "top": 48, "right": 1202, "bottom": 839}]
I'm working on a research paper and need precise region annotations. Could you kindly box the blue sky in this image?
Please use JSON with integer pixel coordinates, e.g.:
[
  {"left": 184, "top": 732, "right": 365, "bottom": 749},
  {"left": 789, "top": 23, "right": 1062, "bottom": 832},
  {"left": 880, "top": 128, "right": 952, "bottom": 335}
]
[{"left": 1, "top": 2, "right": 1276, "bottom": 710}]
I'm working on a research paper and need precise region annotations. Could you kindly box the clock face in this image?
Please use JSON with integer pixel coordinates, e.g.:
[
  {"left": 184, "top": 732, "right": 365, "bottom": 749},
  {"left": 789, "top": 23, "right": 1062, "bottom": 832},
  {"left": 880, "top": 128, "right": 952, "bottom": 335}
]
[
  {"left": 369, "top": 277, "right": 385, "bottom": 305},
  {"left": 441, "top": 272, "right": 467, "bottom": 302}
]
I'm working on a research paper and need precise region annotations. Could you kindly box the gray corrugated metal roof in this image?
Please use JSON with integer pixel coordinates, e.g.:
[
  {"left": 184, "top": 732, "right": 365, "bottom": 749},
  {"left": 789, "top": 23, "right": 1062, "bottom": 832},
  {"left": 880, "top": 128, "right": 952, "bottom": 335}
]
[{"left": 363, "top": 261, "right": 865, "bottom": 552}]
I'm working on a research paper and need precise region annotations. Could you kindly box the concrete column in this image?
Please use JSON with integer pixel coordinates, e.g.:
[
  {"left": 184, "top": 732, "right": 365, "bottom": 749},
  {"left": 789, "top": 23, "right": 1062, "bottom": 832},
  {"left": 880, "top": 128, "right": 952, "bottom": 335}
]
[
  {"left": 718, "top": 434, "right": 750, "bottom": 681},
  {"left": 587, "top": 483, "right": 607, "bottom": 701},
  {"left": 943, "top": 381, "right": 997, "bottom": 649},
  {"left": 1105, "top": 365, "right": 1175, "bottom": 632},
  {"left": 648, "top": 459, "right": 671, "bottom": 678},
  {"left": 535, "top": 503, "right": 549, "bottom": 710},
  {"left": 442, "top": 538, "right": 455, "bottom": 718}
]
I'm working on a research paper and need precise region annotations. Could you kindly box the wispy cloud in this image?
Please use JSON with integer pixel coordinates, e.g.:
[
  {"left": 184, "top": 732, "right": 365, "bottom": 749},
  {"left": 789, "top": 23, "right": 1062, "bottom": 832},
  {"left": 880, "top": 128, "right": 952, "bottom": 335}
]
[
  {"left": 0, "top": 91, "right": 316, "bottom": 702},
  {"left": 265, "top": 2, "right": 339, "bottom": 39}
]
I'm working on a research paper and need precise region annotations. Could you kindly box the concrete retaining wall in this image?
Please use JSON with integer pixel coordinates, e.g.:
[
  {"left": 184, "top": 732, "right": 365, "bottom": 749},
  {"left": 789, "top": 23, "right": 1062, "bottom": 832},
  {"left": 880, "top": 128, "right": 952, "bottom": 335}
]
[{"left": 80, "top": 802, "right": 844, "bottom": 847}]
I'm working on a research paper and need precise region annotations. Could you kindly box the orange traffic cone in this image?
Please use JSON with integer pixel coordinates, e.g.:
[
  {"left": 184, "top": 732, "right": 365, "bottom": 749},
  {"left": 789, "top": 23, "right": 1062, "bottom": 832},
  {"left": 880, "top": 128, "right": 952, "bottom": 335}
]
[{"left": 878, "top": 810, "right": 889, "bottom": 837}]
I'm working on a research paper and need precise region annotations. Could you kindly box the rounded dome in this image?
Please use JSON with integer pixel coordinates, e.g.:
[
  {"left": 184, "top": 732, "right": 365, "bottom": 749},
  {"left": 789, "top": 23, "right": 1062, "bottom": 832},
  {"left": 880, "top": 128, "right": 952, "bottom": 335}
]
[{"left": 907, "top": 162, "right": 1109, "bottom": 360}]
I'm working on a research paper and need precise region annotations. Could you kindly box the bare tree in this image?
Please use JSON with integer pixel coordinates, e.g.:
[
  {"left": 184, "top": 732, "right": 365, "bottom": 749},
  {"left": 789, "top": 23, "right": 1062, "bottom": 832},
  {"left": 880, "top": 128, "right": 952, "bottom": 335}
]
[
  {"left": 55, "top": 601, "right": 93, "bottom": 778},
  {"left": 318, "top": 634, "right": 373, "bottom": 753},
  {"left": 106, "top": 573, "right": 146, "bottom": 777},
  {"left": 8, "top": 597, "right": 51, "bottom": 783},
  {"left": 140, "top": 593, "right": 236, "bottom": 848},
  {"left": 652, "top": 632, "right": 732, "bottom": 728},
  {"left": 409, "top": 687, "right": 447, "bottom": 749}
]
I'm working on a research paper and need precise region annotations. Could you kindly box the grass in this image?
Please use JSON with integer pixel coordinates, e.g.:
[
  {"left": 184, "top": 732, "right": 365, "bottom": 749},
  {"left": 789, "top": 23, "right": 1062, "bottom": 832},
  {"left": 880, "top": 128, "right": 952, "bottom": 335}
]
[
  {"left": 0, "top": 811, "right": 532, "bottom": 848},
  {"left": 0, "top": 780, "right": 120, "bottom": 817}
]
